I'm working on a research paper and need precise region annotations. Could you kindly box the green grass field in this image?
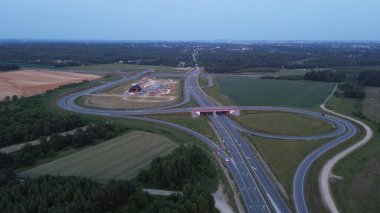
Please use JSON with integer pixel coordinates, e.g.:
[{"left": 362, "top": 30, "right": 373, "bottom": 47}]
[
  {"left": 234, "top": 111, "right": 334, "bottom": 136},
  {"left": 217, "top": 77, "right": 335, "bottom": 108},
  {"left": 19, "top": 131, "right": 178, "bottom": 182}
]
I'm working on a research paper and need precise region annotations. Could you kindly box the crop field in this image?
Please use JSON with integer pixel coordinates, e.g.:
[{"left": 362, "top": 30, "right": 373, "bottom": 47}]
[
  {"left": 234, "top": 111, "right": 334, "bottom": 136},
  {"left": 0, "top": 70, "right": 101, "bottom": 100},
  {"left": 217, "top": 77, "right": 335, "bottom": 108},
  {"left": 19, "top": 131, "right": 178, "bottom": 182}
]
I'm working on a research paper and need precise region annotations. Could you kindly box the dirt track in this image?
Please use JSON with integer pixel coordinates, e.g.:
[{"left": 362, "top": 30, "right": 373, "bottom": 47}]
[{"left": 0, "top": 70, "right": 101, "bottom": 100}]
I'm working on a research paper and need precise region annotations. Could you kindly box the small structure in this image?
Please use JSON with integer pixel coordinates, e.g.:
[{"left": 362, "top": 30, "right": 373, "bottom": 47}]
[{"left": 128, "top": 84, "right": 142, "bottom": 94}]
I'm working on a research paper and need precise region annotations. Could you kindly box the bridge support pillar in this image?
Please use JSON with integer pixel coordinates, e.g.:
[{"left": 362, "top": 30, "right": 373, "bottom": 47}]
[
  {"left": 229, "top": 110, "right": 240, "bottom": 116},
  {"left": 191, "top": 111, "right": 201, "bottom": 118}
]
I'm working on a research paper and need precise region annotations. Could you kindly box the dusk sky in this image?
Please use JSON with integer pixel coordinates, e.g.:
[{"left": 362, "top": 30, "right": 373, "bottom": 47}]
[{"left": 1, "top": 0, "right": 379, "bottom": 41}]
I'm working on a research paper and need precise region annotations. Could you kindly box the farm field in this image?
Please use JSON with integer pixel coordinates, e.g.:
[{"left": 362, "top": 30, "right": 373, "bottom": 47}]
[
  {"left": 217, "top": 77, "right": 335, "bottom": 108},
  {"left": 234, "top": 111, "right": 334, "bottom": 136},
  {"left": 19, "top": 131, "right": 178, "bottom": 182},
  {"left": 0, "top": 70, "right": 101, "bottom": 100}
]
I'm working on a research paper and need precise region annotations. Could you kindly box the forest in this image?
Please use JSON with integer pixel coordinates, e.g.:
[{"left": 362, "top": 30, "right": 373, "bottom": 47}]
[
  {"left": 303, "top": 70, "right": 346, "bottom": 82},
  {"left": 358, "top": 71, "right": 380, "bottom": 87},
  {"left": 0, "top": 42, "right": 195, "bottom": 67},
  {"left": 197, "top": 43, "right": 380, "bottom": 73},
  {"left": 0, "top": 170, "right": 137, "bottom": 213},
  {"left": 0, "top": 94, "right": 88, "bottom": 147}
]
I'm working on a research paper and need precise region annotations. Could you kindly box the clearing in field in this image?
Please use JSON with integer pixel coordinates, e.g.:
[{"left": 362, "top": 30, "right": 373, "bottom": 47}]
[
  {"left": 217, "top": 77, "right": 335, "bottom": 108},
  {"left": 234, "top": 111, "right": 334, "bottom": 136},
  {"left": 363, "top": 87, "right": 380, "bottom": 122},
  {"left": 19, "top": 131, "right": 178, "bottom": 182},
  {"left": 0, "top": 70, "right": 101, "bottom": 100}
]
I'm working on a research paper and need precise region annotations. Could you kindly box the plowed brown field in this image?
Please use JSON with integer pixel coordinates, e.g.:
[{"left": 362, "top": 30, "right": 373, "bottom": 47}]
[{"left": 0, "top": 70, "right": 101, "bottom": 100}]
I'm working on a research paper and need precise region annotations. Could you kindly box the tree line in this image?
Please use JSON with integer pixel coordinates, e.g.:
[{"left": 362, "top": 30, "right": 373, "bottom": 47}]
[
  {"left": 337, "top": 82, "right": 365, "bottom": 99},
  {"left": 303, "top": 70, "right": 346, "bottom": 82},
  {"left": 0, "top": 170, "right": 137, "bottom": 213}
]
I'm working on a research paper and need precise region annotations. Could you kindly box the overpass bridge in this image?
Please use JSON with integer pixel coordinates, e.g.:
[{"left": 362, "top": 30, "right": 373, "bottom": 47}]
[{"left": 190, "top": 107, "right": 240, "bottom": 118}]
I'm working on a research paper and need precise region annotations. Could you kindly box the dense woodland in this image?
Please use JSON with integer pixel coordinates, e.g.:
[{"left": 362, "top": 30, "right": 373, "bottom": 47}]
[
  {"left": 197, "top": 43, "right": 380, "bottom": 72},
  {"left": 303, "top": 70, "right": 346, "bottom": 82},
  {"left": 0, "top": 170, "right": 137, "bottom": 213},
  {"left": 338, "top": 82, "right": 365, "bottom": 99},
  {"left": 0, "top": 94, "right": 87, "bottom": 147},
  {"left": 358, "top": 71, "right": 380, "bottom": 87},
  {"left": 0, "top": 42, "right": 194, "bottom": 67},
  {"left": 2, "top": 41, "right": 380, "bottom": 72},
  {"left": 0, "top": 146, "right": 218, "bottom": 213}
]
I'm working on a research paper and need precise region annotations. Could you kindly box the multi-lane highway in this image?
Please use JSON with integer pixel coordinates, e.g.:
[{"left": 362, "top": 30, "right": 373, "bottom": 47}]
[{"left": 57, "top": 65, "right": 357, "bottom": 213}]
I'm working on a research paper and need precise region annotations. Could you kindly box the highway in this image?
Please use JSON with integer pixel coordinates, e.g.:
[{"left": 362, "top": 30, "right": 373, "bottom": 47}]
[{"left": 57, "top": 64, "right": 357, "bottom": 213}]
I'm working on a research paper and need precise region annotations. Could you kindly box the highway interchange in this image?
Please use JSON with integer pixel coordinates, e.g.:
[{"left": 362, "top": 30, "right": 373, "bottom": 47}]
[{"left": 57, "top": 64, "right": 357, "bottom": 213}]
